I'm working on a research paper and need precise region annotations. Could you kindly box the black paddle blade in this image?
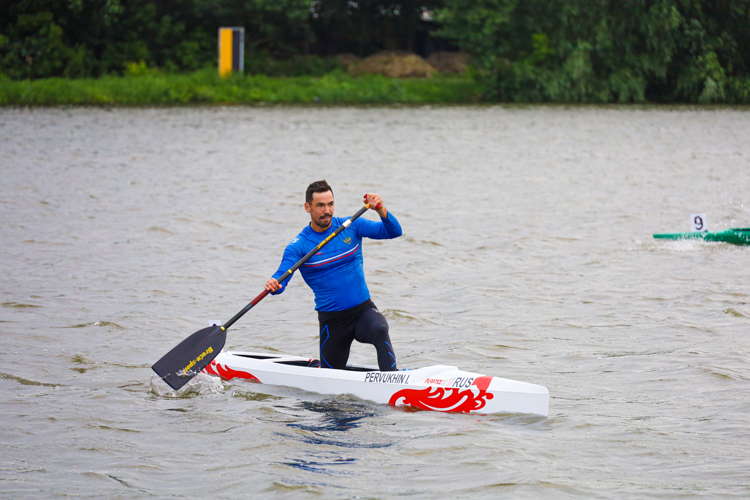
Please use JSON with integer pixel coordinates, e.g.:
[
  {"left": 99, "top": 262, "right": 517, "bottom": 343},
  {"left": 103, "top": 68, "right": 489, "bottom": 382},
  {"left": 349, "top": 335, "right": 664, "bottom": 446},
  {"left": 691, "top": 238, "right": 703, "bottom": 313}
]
[{"left": 152, "top": 325, "right": 227, "bottom": 391}]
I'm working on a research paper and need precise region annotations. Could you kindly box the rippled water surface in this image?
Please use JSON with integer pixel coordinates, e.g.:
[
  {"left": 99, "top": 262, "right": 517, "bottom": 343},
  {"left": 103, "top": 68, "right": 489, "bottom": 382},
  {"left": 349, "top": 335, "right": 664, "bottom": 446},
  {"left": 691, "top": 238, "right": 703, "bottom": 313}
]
[{"left": 1, "top": 105, "right": 749, "bottom": 498}]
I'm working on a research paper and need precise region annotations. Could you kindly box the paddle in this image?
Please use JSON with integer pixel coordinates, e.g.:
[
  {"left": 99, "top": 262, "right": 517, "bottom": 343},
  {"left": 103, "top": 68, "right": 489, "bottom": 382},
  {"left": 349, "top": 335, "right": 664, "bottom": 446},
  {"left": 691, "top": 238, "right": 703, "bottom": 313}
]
[{"left": 152, "top": 203, "right": 372, "bottom": 390}]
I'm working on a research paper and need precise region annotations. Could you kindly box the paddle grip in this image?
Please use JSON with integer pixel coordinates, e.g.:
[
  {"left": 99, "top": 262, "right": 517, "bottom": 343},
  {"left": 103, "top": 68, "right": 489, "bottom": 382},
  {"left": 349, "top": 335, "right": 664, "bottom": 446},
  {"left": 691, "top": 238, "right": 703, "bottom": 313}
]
[
  {"left": 224, "top": 289, "right": 269, "bottom": 329},
  {"left": 251, "top": 289, "right": 270, "bottom": 306},
  {"left": 222, "top": 203, "right": 370, "bottom": 330}
]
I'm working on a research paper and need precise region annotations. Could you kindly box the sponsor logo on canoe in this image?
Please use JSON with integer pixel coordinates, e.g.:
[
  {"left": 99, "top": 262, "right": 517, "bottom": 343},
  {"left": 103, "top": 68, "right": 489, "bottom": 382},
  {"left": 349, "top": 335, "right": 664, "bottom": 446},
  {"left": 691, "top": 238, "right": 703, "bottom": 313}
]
[
  {"left": 389, "top": 376, "right": 494, "bottom": 413},
  {"left": 424, "top": 378, "right": 443, "bottom": 385},
  {"left": 203, "top": 360, "right": 261, "bottom": 383},
  {"left": 364, "top": 372, "right": 411, "bottom": 384},
  {"left": 180, "top": 346, "right": 213, "bottom": 376}
]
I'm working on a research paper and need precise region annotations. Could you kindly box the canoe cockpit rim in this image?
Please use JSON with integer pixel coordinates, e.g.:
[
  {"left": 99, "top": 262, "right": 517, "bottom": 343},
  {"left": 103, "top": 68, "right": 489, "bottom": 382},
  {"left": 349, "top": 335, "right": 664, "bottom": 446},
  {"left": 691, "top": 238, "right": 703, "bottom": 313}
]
[{"left": 230, "top": 352, "right": 379, "bottom": 372}]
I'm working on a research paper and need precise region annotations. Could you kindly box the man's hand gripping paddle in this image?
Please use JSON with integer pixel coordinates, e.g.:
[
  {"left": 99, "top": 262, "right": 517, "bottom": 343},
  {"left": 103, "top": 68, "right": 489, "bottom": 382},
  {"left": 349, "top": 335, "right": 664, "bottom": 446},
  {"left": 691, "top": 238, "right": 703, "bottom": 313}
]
[{"left": 152, "top": 203, "right": 371, "bottom": 390}]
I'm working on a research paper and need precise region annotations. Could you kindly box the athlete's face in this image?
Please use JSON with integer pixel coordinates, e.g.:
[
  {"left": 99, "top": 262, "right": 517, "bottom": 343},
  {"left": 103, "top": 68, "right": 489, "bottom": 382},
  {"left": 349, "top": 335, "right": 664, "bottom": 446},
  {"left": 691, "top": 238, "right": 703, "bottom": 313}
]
[{"left": 306, "top": 190, "right": 334, "bottom": 232}]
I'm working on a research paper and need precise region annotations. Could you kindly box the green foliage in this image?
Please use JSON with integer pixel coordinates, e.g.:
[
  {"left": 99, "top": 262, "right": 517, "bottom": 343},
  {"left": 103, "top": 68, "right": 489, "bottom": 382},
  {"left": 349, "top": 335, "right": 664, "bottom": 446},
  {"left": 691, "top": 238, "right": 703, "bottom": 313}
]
[
  {"left": 125, "top": 60, "right": 161, "bottom": 76},
  {"left": 244, "top": 52, "right": 345, "bottom": 77},
  {"left": 1, "top": 0, "right": 748, "bottom": 103},
  {"left": 0, "top": 0, "right": 313, "bottom": 79},
  {"left": 1, "top": 11, "right": 69, "bottom": 79},
  {"left": 0, "top": 69, "right": 481, "bottom": 105},
  {"left": 438, "top": 0, "right": 750, "bottom": 103},
  {"left": 309, "top": 1, "right": 447, "bottom": 56}
]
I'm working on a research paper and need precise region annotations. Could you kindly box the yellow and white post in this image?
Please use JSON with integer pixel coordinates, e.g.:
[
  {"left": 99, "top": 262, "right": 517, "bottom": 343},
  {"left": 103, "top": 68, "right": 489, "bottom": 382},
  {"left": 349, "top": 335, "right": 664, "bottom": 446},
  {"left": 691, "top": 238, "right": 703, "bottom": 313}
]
[{"left": 218, "top": 27, "right": 244, "bottom": 78}]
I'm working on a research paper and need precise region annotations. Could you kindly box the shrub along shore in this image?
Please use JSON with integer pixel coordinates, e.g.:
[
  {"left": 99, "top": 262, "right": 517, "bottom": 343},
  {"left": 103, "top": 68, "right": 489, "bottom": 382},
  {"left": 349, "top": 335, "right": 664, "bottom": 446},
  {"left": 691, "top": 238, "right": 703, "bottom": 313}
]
[{"left": 0, "top": 69, "right": 482, "bottom": 106}]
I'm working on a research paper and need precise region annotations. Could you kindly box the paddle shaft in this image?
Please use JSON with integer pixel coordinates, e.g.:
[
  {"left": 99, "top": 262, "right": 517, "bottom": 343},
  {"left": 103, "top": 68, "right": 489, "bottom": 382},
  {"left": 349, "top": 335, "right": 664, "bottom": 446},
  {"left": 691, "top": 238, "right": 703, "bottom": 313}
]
[{"left": 222, "top": 204, "right": 370, "bottom": 330}]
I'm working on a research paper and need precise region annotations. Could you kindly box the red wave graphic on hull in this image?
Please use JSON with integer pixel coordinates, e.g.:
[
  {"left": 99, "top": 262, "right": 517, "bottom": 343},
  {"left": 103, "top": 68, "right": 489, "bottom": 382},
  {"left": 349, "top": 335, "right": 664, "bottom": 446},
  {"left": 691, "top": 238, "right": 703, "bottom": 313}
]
[
  {"left": 389, "top": 376, "right": 494, "bottom": 413},
  {"left": 203, "top": 361, "right": 261, "bottom": 383}
]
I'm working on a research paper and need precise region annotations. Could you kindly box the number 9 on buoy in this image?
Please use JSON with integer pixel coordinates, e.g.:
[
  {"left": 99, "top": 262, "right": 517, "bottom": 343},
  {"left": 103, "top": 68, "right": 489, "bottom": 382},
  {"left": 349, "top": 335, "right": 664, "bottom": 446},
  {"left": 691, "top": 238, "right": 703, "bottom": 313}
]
[{"left": 690, "top": 213, "right": 706, "bottom": 232}]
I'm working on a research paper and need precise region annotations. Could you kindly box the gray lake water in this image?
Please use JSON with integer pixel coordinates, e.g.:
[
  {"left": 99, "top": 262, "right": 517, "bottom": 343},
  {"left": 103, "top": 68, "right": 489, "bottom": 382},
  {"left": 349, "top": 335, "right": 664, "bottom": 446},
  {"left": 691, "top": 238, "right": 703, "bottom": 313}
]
[{"left": 1, "top": 105, "right": 749, "bottom": 499}]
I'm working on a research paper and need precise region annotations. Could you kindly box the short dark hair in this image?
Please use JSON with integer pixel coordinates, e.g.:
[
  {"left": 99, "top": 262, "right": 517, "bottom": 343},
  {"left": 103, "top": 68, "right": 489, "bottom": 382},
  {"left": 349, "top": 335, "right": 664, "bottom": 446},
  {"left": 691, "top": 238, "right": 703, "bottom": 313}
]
[{"left": 306, "top": 180, "right": 333, "bottom": 204}]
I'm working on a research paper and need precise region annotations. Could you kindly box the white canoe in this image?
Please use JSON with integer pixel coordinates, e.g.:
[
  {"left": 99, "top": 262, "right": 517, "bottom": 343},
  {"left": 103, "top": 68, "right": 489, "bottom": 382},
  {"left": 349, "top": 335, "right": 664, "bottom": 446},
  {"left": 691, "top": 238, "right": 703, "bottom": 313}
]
[{"left": 203, "top": 351, "right": 549, "bottom": 416}]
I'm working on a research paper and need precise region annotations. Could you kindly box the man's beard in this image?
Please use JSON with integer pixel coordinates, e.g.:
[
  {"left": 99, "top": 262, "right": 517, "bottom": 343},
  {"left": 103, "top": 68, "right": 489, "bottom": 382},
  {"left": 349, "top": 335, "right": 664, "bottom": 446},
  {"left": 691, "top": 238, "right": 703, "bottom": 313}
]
[{"left": 316, "top": 215, "right": 332, "bottom": 228}]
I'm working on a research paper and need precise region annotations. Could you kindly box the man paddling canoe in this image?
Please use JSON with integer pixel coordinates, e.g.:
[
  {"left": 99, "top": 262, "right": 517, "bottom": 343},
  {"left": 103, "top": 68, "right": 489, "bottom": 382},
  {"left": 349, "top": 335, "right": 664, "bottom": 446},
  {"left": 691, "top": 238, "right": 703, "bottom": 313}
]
[{"left": 264, "top": 180, "right": 403, "bottom": 371}]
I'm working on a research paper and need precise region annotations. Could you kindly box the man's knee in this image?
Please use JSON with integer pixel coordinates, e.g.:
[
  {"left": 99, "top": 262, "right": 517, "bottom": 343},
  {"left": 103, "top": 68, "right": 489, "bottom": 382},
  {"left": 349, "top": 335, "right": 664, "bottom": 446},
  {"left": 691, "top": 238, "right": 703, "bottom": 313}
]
[
  {"left": 371, "top": 320, "right": 389, "bottom": 340},
  {"left": 358, "top": 316, "right": 389, "bottom": 344}
]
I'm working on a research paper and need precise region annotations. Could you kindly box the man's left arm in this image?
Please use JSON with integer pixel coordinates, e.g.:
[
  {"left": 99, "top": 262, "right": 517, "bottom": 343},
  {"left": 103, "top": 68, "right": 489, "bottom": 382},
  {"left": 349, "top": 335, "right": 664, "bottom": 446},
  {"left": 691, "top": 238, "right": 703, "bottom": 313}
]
[{"left": 356, "top": 193, "right": 403, "bottom": 239}]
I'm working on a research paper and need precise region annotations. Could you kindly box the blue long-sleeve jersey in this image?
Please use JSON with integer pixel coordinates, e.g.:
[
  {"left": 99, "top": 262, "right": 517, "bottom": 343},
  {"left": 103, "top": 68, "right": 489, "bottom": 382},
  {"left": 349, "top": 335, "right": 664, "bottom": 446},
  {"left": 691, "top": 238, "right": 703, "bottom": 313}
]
[{"left": 271, "top": 212, "right": 402, "bottom": 311}]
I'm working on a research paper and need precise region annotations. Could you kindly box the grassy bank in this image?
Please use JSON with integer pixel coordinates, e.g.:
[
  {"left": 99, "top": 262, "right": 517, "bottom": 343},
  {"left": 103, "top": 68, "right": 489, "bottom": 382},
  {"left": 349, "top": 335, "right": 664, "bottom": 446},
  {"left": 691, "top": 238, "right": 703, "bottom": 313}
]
[{"left": 0, "top": 69, "right": 482, "bottom": 106}]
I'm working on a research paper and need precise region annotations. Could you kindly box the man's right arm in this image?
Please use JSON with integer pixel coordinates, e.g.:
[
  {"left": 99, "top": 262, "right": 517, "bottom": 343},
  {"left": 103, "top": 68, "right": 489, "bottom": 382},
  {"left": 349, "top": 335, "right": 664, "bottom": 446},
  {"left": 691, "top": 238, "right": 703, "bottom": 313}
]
[{"left": 265, "top": 244, "right": 300, "bottom": 295}]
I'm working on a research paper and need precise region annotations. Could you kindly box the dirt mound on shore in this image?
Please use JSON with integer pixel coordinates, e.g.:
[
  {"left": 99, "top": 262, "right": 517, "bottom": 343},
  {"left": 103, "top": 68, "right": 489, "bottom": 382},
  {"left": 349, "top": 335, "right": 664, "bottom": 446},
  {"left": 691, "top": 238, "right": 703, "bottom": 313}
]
[
  {"left": 335, "top": 53, "right": 361, "bottom": 69},
  {"left": 427, "top": 52, "right": 468, "bottom": 75},
  {"left": 348, "top": 51, "right": 437, "bottom": 78}
]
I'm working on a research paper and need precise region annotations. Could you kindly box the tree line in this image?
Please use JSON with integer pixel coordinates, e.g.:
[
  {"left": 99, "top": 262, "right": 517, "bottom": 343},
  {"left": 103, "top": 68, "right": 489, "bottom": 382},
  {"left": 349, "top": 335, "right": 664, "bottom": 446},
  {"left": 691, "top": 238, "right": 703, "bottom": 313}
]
[
  {"left": 1, "top": 0, "right": 748, "bottom": 103},
  {"left": 439, "top": 0, "right": 750, "bottom": 103},
  {"left": 0, "top": 1, "right": 447, "bottom": 78}
]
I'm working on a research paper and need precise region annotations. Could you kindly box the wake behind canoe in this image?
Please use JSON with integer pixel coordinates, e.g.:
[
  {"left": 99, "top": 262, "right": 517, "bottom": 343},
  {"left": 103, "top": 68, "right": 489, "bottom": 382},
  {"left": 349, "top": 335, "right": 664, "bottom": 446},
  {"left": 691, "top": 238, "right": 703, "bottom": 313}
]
[{"left": 202, "top": 351, "right": 549, "bottom": 417}]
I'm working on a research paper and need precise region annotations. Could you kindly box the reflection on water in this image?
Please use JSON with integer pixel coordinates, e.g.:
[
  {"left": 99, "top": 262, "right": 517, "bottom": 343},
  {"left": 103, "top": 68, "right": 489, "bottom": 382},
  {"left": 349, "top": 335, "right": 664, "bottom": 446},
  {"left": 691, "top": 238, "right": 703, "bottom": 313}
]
[
  {"left": 1, "top": 106, "right": 749, "bottom": 498},
  {"left": 290, "top": 400, "right": 380, "bottom": 432},
  {"left": 282, "top": 456, "right": 358, "bottom": 475},
  {"left": 277, "top": 399, "right": 393, "bottom": 449}
]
